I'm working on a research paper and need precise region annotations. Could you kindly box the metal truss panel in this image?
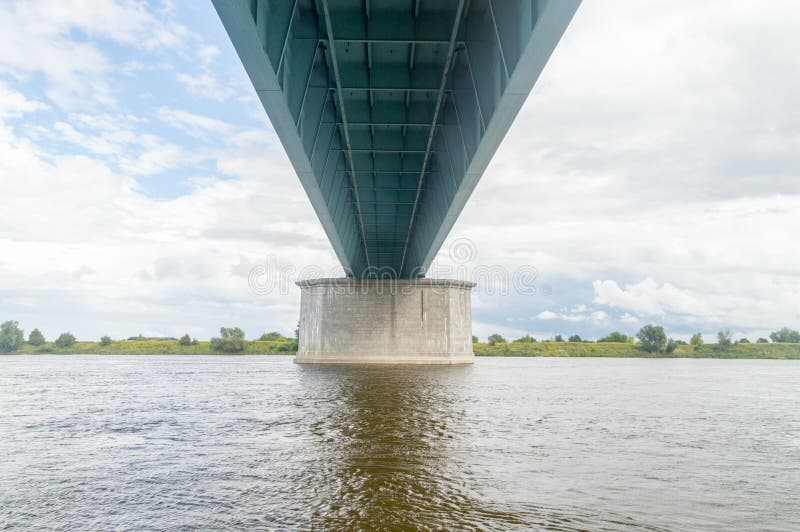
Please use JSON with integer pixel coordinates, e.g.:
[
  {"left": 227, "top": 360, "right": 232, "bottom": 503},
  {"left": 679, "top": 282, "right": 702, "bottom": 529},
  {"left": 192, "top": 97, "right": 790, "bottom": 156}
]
[{"left": 213, "top": 0, "right": 580, "bottom": 278}]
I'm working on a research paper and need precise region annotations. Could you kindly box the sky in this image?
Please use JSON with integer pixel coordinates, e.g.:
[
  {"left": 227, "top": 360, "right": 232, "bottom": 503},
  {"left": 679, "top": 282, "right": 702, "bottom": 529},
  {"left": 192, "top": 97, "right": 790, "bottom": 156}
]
[{"left": 0, "top": 0, "right": 799, "bottom": 342}]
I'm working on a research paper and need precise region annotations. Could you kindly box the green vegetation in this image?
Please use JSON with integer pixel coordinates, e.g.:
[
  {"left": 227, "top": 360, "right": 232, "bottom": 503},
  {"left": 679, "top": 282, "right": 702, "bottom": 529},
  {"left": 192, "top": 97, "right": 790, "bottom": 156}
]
[
  {"left": 1, "top": 321, "right": 24, "bottom": 352},
  {"left": 636, "top": 324, "right": 667, "bottom": 353},
  {"left": 55, "top": 332, "right": 76, "bottom": 348},
  {"left": 473, "top": 340, "right": 800, "bottom": 359},
  {"left": 210, "top": 327, "right": 246, "bottom": 353},
  {"left": 598, "top": 332, "right": 631, "bottom": 343},
  {"left": 28, "top": 328, "right": 46, "bottom": 346},
  {"left": 769, "top": 327, "right": 800, "bottom": 343},
  {"left": 715, "top": 329, "right": 732, "bottom": 351},
  {"left": 4, "top": 318, "right": 800, "bottom": 360},
  {"left": 487, "top": 334, "right": 506, "bottom": 346}
]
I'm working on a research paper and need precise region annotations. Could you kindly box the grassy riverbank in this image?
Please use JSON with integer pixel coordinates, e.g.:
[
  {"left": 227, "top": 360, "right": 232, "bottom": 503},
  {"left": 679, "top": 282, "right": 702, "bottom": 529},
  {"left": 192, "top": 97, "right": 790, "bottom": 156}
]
[
  {"left": 8, "top": 340, "right": 800, "bottom": 358},
  {"left": 473, "top": 341, "right": 800, "bottom": 359},
  {"left": 12, "top": 339, "right": 296, "bottom": 355}
]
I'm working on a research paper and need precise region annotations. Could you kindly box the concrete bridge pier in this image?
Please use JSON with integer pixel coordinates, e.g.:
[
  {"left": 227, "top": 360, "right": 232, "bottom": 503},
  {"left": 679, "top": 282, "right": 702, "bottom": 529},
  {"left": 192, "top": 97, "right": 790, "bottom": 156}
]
[{"left": 295, "top": 278, "right": 475, "bottom": 364}]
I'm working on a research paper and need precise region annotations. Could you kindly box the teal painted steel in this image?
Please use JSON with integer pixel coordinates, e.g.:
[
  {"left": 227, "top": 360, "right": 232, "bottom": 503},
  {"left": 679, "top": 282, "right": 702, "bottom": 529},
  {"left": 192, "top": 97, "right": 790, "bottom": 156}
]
[{"left": 213, "top": 0, "right": 580, "bottom": 278}]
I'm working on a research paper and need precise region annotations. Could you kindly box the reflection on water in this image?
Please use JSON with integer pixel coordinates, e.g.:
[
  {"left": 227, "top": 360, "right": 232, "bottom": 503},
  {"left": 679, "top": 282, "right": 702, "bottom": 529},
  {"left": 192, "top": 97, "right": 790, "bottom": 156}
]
[{"left": 1, "top": 356, "right": 798, "bottom": 530}]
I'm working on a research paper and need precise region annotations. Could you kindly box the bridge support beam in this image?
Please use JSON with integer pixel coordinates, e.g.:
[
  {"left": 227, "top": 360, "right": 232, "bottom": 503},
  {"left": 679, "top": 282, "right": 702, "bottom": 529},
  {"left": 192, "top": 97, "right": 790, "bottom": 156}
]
[{"left": 295, "top": 278, "right": 475, "bottom": 364}]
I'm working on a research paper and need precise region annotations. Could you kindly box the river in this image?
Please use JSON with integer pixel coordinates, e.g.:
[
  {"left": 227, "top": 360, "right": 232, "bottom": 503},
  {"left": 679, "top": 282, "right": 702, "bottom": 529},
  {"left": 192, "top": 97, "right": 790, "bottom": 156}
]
[{"left": 1, "top": 355, "right": 798, "bottom": 530}]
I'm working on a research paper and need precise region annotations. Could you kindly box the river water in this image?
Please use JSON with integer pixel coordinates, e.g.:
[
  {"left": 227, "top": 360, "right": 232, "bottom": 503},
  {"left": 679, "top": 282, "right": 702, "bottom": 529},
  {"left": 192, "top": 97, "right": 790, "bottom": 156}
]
[{"left": 1, "top": 356, "right": 798, "bottom": 531}]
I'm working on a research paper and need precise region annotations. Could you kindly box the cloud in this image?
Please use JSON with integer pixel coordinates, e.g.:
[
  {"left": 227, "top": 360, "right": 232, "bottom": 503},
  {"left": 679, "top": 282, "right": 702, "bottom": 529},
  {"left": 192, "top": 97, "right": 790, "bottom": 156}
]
[
  {"left": 176, "top": 73, "right": 235, "bottom": 101},
  {"left": 0, "top": 0, "right": 195, "bottom": 109},
  {"left": 0, "top": 82, "right": 49, "bottom": 118},
  {"left": 155, "top": 107, "right": 234, "bottom": 139},
  {"left": 592, "top": 278, "right": 710, "bottom": 318}
]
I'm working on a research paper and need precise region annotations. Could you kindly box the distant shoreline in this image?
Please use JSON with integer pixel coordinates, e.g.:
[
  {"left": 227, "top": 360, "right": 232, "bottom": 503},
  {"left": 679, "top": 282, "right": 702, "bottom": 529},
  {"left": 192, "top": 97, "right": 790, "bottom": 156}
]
[{"left": 5, "top": 340, "right": 800, "bottom": 359}]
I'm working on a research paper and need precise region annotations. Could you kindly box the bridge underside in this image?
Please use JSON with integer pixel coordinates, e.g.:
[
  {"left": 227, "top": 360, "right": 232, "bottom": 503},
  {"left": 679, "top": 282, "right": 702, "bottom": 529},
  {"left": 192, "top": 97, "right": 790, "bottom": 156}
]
[{"left": 214, "top": 0, "right": 579, "bottom": 278}]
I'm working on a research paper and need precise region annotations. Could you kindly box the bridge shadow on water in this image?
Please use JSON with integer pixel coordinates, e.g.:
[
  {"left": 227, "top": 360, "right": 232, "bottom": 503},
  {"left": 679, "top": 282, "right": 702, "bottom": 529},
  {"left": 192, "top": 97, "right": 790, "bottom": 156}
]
[{"left": 289, "top": 363, "right": 662, "bottom": 531}]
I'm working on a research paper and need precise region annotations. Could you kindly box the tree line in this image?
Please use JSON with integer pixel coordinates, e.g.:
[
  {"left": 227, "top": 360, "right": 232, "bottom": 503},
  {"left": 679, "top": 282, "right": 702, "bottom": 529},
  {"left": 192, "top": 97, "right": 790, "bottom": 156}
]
[
  {"left": 476, "top": 325, "right": 800, "bottom": 354},
  {"left": 0, "top": 320, "right": 298, "bottom": 354}
]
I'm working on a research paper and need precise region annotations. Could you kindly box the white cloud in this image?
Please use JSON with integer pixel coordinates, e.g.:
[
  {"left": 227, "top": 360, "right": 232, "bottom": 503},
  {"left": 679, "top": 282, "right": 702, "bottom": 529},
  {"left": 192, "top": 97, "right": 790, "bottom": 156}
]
[
  {"left": 592, "top": 278, "right": 710, "bottom": 318},
  {"left": 155, "top": 107, "right": 234, "bottom": 138},
  {"left": 176, "top": 73, "right": 235, "bottom": 101},
  {"left": 0, "top": 82, "right": 49, "bottom": 118}
]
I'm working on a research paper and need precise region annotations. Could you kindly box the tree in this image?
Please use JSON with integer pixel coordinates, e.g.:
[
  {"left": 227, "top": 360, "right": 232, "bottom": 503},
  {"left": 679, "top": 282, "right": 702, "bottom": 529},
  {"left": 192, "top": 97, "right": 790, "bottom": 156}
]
[
  {"left": 210, "top": 327, "right": 246, "bottom": 353},
  {"left": 636, "top": 324, "right": 667, "bottom": 354},
  {"left": 259, "top": 331, "right": 284, "bottom": 341},
  {"left": 665, "top": 338, "right": 678, "bottom": 354},
  {"left": 178, "top": 334, "right": 193, "bottom": 346},
  {"left": 472, "top": 335, "right": 479, "bottom": 343},
  {"left": 690, "top": 333, "right": 703, "bottom": 351},
  {"left": 737, "top": 338, "right": 750, "bottom": 344},
  {"left": 487, "top": 334, "right": 506, "bottom": 346},
  {"left": 756, "top": 338, "right": 769, "bottom": 343},
  {"left": 55, "top": 332, "right": 76, "bottom": 348},
  {"left": 28, "top": 328, "right": 46, "bottom": 346},
  {"left": 715, "top": 329, "right": 732, "bottom": 351},
  {"left": 769, "top": 327, "right": 800, "bottom": 343},
  {"left": 99, "top": 336, "right": 113, "bottom": 346},
  {"left": 0, "top": 321, "right": 24, "bottom": 352},
  {"left": 568, "top": 334, "right": 582, "bottom": 343},
  {"left": 554, "top": 334, "right": 564, "bottom": 342},
  {"left": 513, "top": 334, "right": 536, "bottom": 343},
  {"left": 598, "top": 332, "right": 629, "bottom": 343}
]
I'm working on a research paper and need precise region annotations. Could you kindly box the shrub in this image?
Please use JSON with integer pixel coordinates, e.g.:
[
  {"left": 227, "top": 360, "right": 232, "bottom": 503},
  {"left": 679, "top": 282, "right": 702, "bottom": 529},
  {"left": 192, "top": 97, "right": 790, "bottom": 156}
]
[
  {"left": 28, "top": 328, "right": 46, "bottom": 346},
  {"left": 99, "top": 336, "right": 113, "bottom": 346},
  {"left": 665, "top": 339, "right": 678, "bottom": 354},
  {"left": 210, "top": 327, "right": 246, "bottom": 353},
  {"left": 598, "top": 332, "right": 629, "bottom": 343},
  {"left": 55, "top": 332, "right": 76, "bottom": 348},
  {"left": 715, "top": 329, "right": 732, "bottom": 351},
  {"left": 769, "top": 327, "right": 800, "bottom": 343},
  {"left": 636, "top": 325, "right": 667, "bottom": 354},
  {"left": 487, "top": 334, "right": 506, "bottom": 346},
  {"left": 690, "top": 333, "right": 703, "bottom": 351},
  {"left": 0, "top": 321, "right": 24, "bottom": 352},
  {"left": 178, "top": 334, "right": 193, "bottom": 346}
]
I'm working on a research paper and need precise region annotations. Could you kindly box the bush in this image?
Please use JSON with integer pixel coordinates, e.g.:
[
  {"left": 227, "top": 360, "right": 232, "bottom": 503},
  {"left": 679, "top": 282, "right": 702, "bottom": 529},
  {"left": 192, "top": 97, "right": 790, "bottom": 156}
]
[
  {"left": 769, "top": 327, "right": 800, "bottom": 343},
  {"left": 665, "top": 338, "right": 678, "bottom": 354},
  {"left": 0, "top": 321, "right": 24, "bottom": 352},
  {"left": 472, "top": 335, "right": 479, "bottom": 343},
  {"left": 568, "top": 334, "right": 582, "bottom": 343},
  {"left": 690, "top": 333, "right": 703, "bottom": 351},
  {"left": 756, "top": 338, "right": 769, "bottom": 343},
  {"left": 99, "top": 336, "right": 113, "bottom": 346},
  {"left": 598, "top": 332, "right": 629, "bottom": 343},
  {"left": 737, "top": 338, "right": 750, "bottom": 344},
  {"left": 636, "top": 324, "right": 667, "bottom": 353},
  {"left": 210, "top": 327, "right": 246, "bottom": 353},
  {"left": 715, "top": 329, "right": 732, "bottom": 351},
  {"left": 28, "top": 328, "right": 46, "bottom": 346},
  {"left": 178, "top": 334, "right": 193, "bottom": 346},
  {"left": 55, "top": 332, "right": 76, "bottom": 348},
  {"left": 513, "top": 334, "right": 536, "bottom": 343},
  {"left": 259, "top": 331, "right": 285, "bottom": 341},
  {"left": 487, "top": 334, "right": 506, "bottom": 346},
  {"left": 554, "top": 335, "right": 564, "bottom": 342}
]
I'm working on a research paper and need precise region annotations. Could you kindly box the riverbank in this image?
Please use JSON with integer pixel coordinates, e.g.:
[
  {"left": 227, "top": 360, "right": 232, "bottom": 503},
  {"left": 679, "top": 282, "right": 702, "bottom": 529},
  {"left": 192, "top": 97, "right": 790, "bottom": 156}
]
[
  {"left": 473, "top": 341, "right": 800, "bottom": 359},
  {"left": 6, "top": 340, "right": 800, "bottom": 358}
]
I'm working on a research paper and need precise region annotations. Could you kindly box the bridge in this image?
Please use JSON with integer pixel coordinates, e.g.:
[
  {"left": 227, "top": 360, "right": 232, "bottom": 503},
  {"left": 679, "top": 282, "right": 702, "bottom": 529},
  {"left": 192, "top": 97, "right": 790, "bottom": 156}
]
[{"left": 213, "top": 0, "right": 580, "bottom": 363}]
